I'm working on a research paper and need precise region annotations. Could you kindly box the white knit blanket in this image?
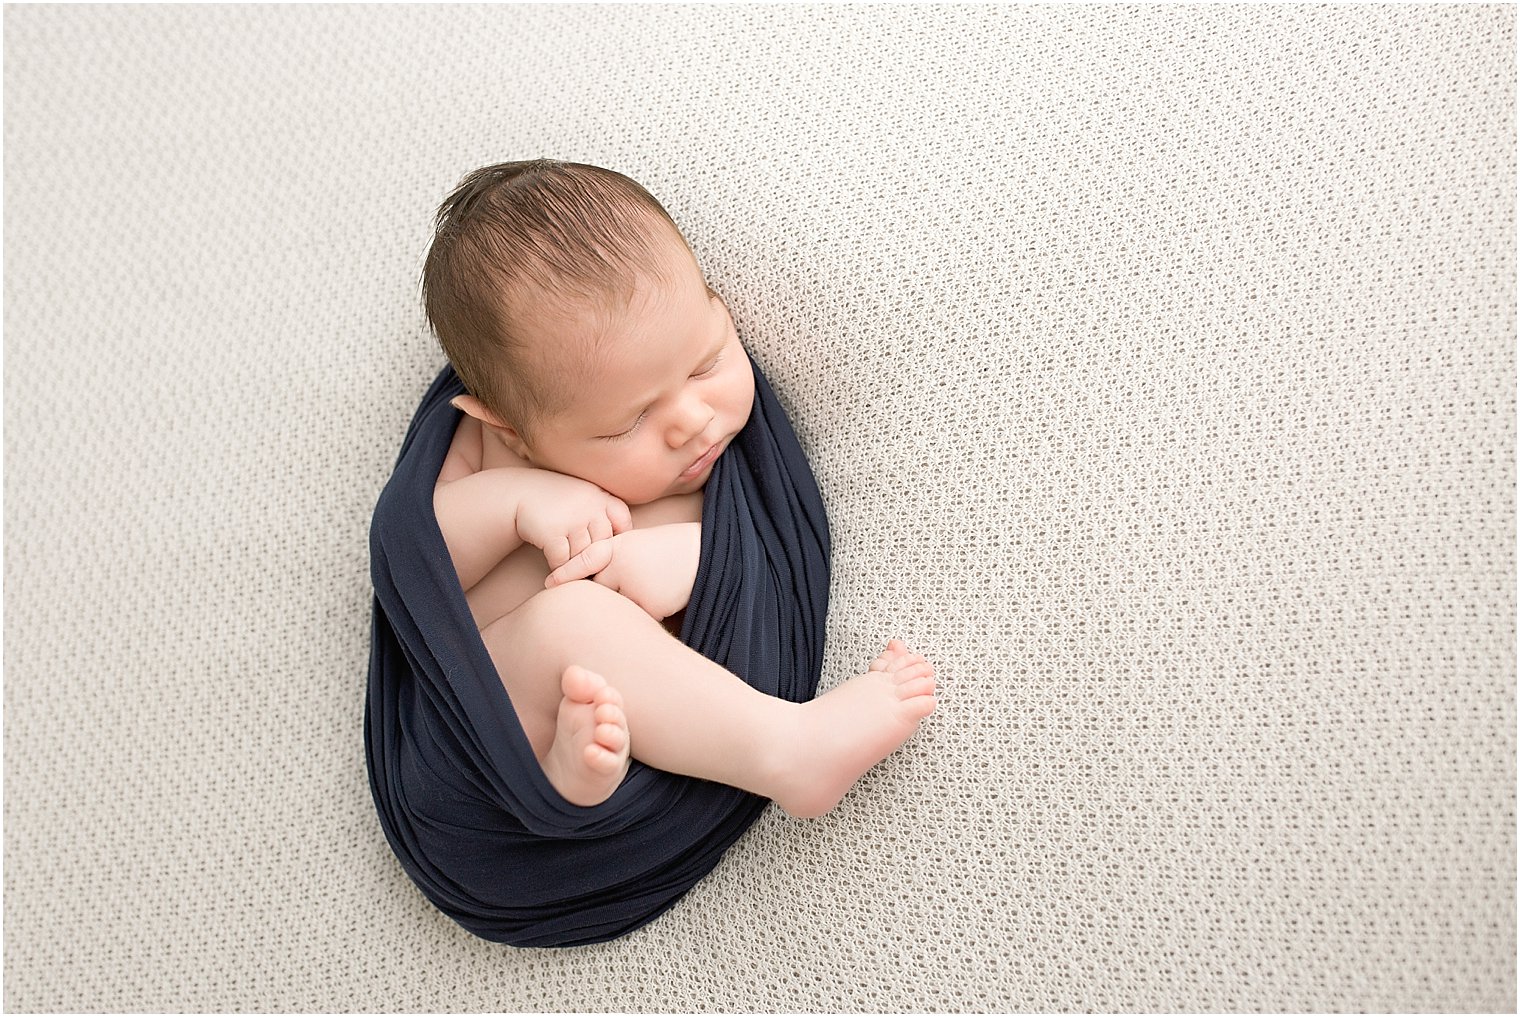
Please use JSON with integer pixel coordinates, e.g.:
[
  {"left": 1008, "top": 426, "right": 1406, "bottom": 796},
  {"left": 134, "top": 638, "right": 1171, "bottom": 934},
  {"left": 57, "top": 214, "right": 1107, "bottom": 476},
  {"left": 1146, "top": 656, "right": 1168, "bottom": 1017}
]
[{"left": 4, "top": 5, "right": 1513, "bottom": 1011}]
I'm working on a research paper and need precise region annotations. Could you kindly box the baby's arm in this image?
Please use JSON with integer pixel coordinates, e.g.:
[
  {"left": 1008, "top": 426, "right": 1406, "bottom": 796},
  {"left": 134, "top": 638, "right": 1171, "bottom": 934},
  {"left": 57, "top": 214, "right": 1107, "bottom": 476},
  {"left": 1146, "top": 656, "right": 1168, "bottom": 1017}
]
[
  {"left": 544, "top": 523, "right": 701, "bottom": 621},
  {"left": 433, "top": 468, "right": 632, "bottom": 592}
]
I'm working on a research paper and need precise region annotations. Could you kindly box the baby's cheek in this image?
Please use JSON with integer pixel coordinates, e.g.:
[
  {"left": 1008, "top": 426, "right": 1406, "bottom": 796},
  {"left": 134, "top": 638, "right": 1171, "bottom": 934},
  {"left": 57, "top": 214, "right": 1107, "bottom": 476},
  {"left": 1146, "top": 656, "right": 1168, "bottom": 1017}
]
[
  {"left": 617, "top": 461, "right": 670, "bottom": 507},
  {"left": 731, "top": 374, "right": 756, "bottom": 430}
]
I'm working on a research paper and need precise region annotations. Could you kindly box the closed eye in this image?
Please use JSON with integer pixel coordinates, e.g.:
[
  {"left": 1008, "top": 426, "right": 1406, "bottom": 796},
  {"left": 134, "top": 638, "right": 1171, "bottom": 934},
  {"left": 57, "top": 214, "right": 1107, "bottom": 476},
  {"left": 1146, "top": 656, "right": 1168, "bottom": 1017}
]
[
  {"left": 694, "top": 351, "right": 724, "bottom": 377},
  {"left": 599, "top": 411, "right": 646, "bottom": 442},
  {"left": 598, "top": 348, "right": 722, "bottom": 441}
]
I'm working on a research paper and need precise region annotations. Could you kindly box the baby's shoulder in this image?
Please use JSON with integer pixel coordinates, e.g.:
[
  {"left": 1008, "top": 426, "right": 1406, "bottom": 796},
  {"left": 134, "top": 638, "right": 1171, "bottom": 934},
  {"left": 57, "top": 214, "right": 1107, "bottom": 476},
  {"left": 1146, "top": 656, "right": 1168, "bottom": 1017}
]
[{"left": 436, "top": 412, "right": 485, "bottom": 488}]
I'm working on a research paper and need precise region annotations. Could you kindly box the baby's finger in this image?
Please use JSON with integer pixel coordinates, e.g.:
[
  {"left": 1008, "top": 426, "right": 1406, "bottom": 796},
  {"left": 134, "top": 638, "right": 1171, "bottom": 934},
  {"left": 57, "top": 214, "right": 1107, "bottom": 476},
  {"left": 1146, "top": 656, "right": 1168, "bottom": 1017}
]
[
  {"left": 608, "top": 498, "right": 633, "bottom": 535},
  {"left": 567, "top": 526, "right": 594, "bottom": 560},
  {"left": 543, "top": 538, "right": 571, "bottom": 572},
  {"left": 589, "top": 515, "right": 613, "bottom": 545},
  {"left": 544, "top": 538, "right": 616, "bottom": 589}
]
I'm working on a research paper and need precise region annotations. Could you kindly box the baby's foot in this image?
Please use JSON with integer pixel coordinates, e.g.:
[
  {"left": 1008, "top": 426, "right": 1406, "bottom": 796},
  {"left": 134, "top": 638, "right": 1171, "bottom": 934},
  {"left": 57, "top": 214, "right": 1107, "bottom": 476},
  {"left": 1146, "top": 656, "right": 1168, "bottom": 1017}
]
[
  {"left": 771, "top": 639, "right": 937, "bottom": 818},
  {"left": 540, "top": 665, "right": 631, "bottom": 807}
]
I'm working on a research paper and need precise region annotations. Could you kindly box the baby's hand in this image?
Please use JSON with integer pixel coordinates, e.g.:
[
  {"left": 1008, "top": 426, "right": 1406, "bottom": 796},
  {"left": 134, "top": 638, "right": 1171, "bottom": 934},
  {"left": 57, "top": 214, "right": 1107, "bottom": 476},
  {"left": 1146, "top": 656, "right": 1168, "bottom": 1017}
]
[
  {"left": 514, "top": 471, "right": 634, "bottom": 571},
  {"left": 544, "top": 523, "right": 701, "bottom": 621}
]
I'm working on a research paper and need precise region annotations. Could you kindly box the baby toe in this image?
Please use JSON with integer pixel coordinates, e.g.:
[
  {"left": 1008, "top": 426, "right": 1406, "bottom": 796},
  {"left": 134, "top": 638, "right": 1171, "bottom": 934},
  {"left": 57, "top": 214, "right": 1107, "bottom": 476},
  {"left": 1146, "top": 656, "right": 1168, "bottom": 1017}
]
[{"left": 595, "top": 721, "right": 628, "bottom": 753}]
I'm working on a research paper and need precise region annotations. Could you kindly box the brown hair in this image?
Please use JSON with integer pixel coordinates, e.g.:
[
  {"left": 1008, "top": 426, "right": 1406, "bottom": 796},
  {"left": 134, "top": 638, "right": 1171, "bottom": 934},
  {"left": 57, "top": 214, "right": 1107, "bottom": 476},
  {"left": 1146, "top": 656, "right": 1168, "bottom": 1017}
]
[{"left": 420, "top": 159, "right": 685, "bottom": 439}]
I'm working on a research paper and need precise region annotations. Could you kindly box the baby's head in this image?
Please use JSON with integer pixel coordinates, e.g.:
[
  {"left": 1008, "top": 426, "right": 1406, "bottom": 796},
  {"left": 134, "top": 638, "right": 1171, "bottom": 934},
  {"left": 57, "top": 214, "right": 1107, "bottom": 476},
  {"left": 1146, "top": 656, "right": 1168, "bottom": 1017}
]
[{"left": 422, "top": 160, "right": 753, "bottom": 505}]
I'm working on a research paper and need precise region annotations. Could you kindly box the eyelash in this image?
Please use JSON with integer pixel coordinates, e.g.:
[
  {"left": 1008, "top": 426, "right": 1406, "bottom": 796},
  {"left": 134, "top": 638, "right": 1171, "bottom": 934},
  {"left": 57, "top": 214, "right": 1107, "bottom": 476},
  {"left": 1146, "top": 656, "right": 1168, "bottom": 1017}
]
[
  {"left": 600, "top": 353, "right": 724, "bottom": 442},
  {"left": 696, "top": 351, "right": 724, "bottom": 378},
  {"left": 603, "top": 412, "right": 646, "bottom": 443}
]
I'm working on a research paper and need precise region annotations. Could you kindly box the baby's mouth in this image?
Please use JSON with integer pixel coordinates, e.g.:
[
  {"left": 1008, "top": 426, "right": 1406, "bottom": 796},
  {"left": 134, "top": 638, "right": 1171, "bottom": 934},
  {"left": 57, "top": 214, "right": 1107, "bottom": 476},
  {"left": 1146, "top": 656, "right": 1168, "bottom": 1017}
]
[{"left": 678, "top": 440, "right": 724, "bottom": 480}]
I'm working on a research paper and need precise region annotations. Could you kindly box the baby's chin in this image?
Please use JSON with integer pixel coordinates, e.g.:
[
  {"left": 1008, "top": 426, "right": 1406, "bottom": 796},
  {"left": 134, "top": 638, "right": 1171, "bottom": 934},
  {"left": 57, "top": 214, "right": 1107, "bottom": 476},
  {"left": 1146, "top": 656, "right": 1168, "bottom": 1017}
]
[
  {"left": 625, "top": 453, "right": 726, "bottom": 505},
  {"left": 595, "top": 479, "right": 672, "bottom": 507},
  {"left": 621, "top": 478, "right": 704, "bottom": 506},
  {"left": 621, "top": 471, "right": 710, "bottom": 506}
]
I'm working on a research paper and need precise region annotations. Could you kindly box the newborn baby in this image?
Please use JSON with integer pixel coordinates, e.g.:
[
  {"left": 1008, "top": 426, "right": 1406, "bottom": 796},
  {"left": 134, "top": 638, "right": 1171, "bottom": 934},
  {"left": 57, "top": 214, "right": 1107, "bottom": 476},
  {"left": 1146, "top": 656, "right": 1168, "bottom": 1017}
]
[{"left": 424, "top": 160, "right": 935, "bottom": 813}]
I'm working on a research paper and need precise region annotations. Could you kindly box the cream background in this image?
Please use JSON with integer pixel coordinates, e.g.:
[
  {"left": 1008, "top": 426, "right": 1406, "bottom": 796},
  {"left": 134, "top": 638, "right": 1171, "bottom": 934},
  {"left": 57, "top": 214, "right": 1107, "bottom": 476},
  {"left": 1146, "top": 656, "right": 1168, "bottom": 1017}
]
[{"left": 5, "top": 4, "right": 1514, "bottom": 1011}]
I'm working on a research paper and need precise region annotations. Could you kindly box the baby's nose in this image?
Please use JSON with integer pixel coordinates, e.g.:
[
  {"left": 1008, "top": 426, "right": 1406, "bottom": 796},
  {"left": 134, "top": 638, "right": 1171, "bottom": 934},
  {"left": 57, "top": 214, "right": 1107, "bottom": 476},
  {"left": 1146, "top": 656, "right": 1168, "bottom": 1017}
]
[{"left": 666, "top": 398, "right": 714, "bottom": 447}]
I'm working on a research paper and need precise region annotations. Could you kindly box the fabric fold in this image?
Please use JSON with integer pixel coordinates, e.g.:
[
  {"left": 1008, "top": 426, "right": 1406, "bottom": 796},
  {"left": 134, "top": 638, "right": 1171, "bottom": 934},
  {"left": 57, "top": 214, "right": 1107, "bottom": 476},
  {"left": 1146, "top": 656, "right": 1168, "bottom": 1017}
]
[{"left": 365, "top": 353, "right": 830, "bottom": 946}]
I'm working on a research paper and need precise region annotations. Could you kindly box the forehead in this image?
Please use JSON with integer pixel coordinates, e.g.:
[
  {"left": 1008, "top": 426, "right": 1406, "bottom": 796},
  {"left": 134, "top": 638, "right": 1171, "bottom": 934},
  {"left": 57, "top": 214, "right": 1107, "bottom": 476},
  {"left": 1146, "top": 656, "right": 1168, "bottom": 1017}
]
[
  {"left": 518, "top": 216, "right": 701, "bottom": 338},
  {"left": 529, "top": 233, "right": 715, "bottom": 419}
]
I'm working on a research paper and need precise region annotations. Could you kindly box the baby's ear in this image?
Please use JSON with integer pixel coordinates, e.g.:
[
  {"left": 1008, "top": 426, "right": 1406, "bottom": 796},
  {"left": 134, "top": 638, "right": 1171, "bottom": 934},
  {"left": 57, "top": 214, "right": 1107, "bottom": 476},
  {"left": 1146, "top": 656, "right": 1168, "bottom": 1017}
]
[
  {"left": 449, "top": 394, "right": 503, "bottom": 428},
  {"left": 451, "top": 394, "right": 534, "bottom": 460}
]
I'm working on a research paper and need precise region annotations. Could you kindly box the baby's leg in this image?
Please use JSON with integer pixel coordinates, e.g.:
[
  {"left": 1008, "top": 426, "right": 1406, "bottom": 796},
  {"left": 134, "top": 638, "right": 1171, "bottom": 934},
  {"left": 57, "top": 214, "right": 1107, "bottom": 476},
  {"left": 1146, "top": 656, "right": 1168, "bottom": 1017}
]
[{"left": 481, "top": 579, "right": 936, "bottom": 816}]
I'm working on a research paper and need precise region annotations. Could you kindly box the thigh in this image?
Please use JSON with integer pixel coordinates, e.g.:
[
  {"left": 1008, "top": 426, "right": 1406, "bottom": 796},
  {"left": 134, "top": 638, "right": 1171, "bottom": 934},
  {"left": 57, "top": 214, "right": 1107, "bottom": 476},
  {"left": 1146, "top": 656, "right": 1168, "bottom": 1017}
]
[
  {"left": 478, "top": 588, "right": 580, "bottom": 759},
  {"left": 478, "top": 579, "right": 662, "bottom": 759},
  {"left": 480, "top": 580, "right": 788, "bottom": 789}
]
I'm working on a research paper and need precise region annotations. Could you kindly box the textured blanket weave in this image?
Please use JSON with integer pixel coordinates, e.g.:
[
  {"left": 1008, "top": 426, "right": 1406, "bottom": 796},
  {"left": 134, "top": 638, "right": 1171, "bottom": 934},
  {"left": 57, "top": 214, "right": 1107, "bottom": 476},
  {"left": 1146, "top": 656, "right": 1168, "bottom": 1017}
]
[
  {"left": 366, "top": 356, "right": 829, "bottom": 946},
  {"left": 3, "top": 4, "right": 1511, "bottom": 1011}
]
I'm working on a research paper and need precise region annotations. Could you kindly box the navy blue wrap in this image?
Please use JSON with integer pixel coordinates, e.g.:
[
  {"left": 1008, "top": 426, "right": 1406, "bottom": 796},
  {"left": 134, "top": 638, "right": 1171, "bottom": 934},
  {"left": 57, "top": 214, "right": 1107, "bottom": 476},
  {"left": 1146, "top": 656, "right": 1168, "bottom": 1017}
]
[{"left": 364, "top": 354, "right": 830, "bottom": 947}]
